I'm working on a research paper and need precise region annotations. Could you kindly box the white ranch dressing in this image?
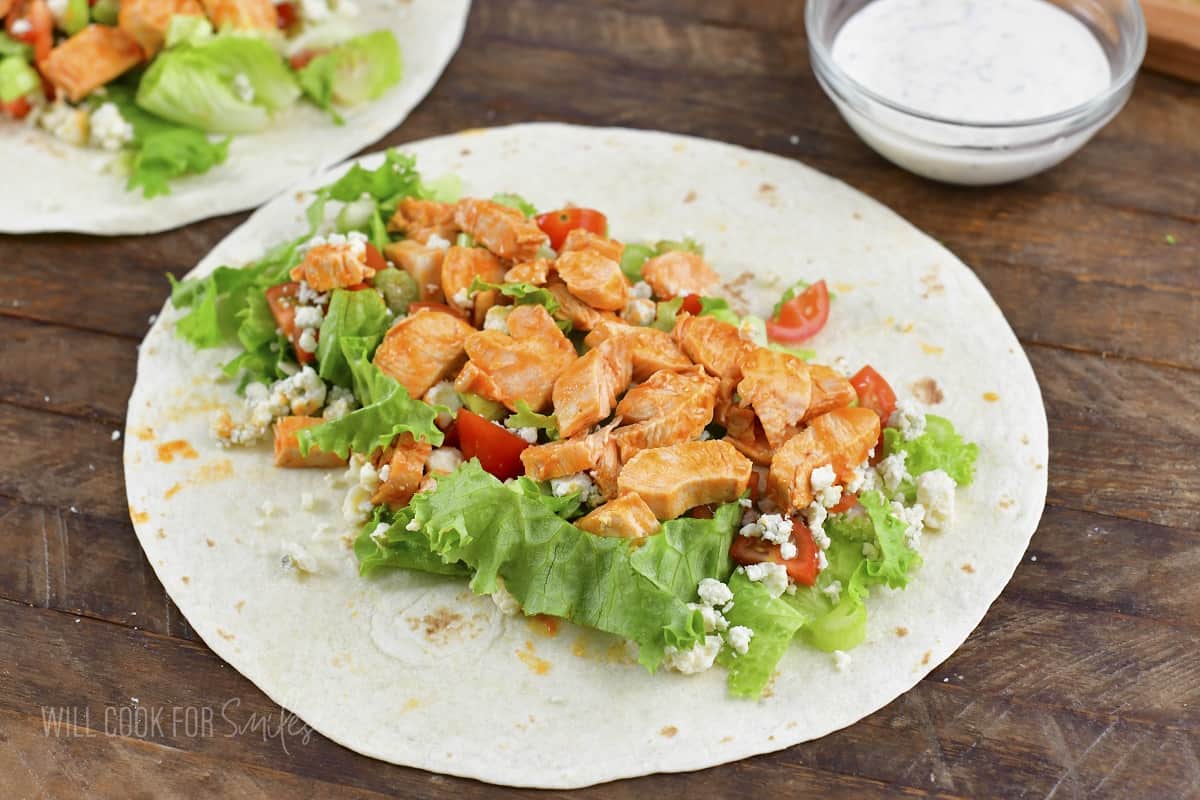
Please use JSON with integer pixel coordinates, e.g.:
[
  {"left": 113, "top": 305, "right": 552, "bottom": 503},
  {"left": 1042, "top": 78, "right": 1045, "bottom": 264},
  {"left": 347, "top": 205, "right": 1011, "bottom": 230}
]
[{"left": 831, "top": 0, "right": 1112, "bottom": 124}]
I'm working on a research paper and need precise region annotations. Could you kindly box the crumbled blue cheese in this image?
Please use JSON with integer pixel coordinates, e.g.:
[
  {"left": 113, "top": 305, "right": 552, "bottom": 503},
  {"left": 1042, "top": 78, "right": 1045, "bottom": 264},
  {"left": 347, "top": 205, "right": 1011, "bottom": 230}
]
[
  {"left": 450, "top": 288, "right": 470, "bottom": 309},
  {"left": 779, "top": 540, "right": 798, "bottom": 560},
  {"left": 892, "top": 500, "right": 927, "bottom": 550},
  {"left": 423, "top": 381, "right": 462, "bottom": 428},
  {"left": 40, "top": 102, "right": 89, "bottom": 147},
  {"left": 482, "top": 305, "right": 512, "bottom": 332},
  {"left": 621, "top": 297, "right": 656, "bottom": 326},
  {"left": 10, "top": 18, "right": 32, "bottom": 35},
  {"left": 833, "top": 650, "right": 852, "bottom": 671},
  {"left": 876, "top": 451, "right": 910, "bottom": 494},
  {"left": 490, "top": 577, "right": 522, "bottom": 616},
  {"left": 630, "top": 281, "right": 653, "bottom": 300},
  {"left": 550, "top": 472, "right": 601, "bottom": 505},
  {"left": 232, "top": 73, "right": 255, "bottom": 104},
  {"left": 342, "top": 457, "right": 379, "bottom": 523},
  {"left": 810, "top": 463, "right": 844, "bottom": 508},
  {"left": 804, "top": 501, "right": 830, "bottom": 549},
  {"left": 687, "top": 602, "right": 729, "bottom": 633},
  {"left": 297, "top": 280, "right": 329, "bottom": 306},
  {"left": 369, "top": 522, "right": 389, "bottom": 545},
  {"left": 378, "top": 464, "right": 391, "bottom": 484},
  {"left": 425, "top": 233, "right": 452, "bottom": 250},
  {"left": 663, "top": 634, "right": 723, "bottom": 674},
  {"left": 280, "top": 541, "right": 318, "bottom": 574},
  {"left": 888, "top": 399, "right": 927, "bottom": 441},
  {"left": 739, "top": 512, "right": 793, "bottom": 545},
  {"left": 743, "top": 562, "right": 789, "bottom": 598},
  {"left": 297, "top": 327, "right": 318, "bottom": 354},
  {"left": 916, "top": 469, "right": 957, "bottom": 531},
  {"left": 88, "top": 102, "right": 134, "bottom": 151},
  {"left": 821, "top": 579, "right": 843, "bottom": 604},
  {"left": 323, "top": 386, "right": 358, "bottom": 421},
  {"left": 697, "top": 577, "right": 734, "bottom": 607},
  {"left": 846, "top": 459, "right": 878, "bottom": 494},
  {"left": 514, "top": 427, "right": 538, "bottom": 444},
  {"left": 293, "top": 305, "right": 325, "bottom": 329},
  {"left": 726, "top": 625, "right": 754, "bottom": 656},
  {"left": 427, "top": 446, "right": 463, "bottom": 475}
]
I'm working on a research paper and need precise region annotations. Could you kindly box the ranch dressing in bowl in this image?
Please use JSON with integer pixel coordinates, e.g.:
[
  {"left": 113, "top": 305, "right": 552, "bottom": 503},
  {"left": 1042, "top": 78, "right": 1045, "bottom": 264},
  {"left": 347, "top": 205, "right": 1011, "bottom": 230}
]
[
  {"left": 805, "top": 0, "right": 1147, "bottom": 184},
  {"left": 831, "top": 0, "right": 1111, "bottom": 124}
]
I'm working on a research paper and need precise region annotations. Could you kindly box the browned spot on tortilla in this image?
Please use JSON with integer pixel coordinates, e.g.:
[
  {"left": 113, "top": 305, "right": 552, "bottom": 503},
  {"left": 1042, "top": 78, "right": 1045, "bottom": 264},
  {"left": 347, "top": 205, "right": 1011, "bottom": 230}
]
[
  {"left": 191, "top": 459, "right": 234, "bottom": 484},
  {"left": 517, "top": 640, "right": 551, "bottom": 675},
  {"left": 998, "top": 495, "right": 1015, "bottom": 510},
  {"left": 527, "top": 614, "right": 561, "bottom": 638},
  {"left": 896, "top": 321, "right": 914, "bottom": 334},
  {"left": 983, "top": 391, "right": 1000, "bottom": 402},
  {"left": 459, "top": 148, "right": 471, "bottom": 156},
  {"left": 181, "top": 576, "right": 190, "bottom": 584},
  {"left": 217, "top": 628, "right": 234, "bottom": 641},
  {"left": 205, "top": 538, "right": 215, "bottom": 548},
  {"left": 919, "top": 342, "right": 944, "bottom": 356},
  {"left": 294, "top": 191, "right": 306, "bottom": 203},
  {"left": 833, "top": 282, "right": 855, "bottom": 294},
  {"left": 403, "top": 698, "right": 420, "bottom": 712},
  {"left": 234, "top": 600, "right": 245, "bottom": 612},
  {"left": 757, "top": 182, "right": 780, "bottom": 207},
  {"left": 605, "top": 641, "right": 634, "bottom": 664},
  {"left": 157, "top": 440, "right": 198, "bottom": 463},
  {"left": 896, "top": 627, "right": 909, "bottom": 637},
  {"left": 786, "top": 721, "right": 798, "bottom": 729},
  {"left": 961, "top": 563, "right": 976, "bottom": 574},
  {"left": 721, "top": 735, "right": 735, "bottom": 743},
  {"left": 921, "top": 650, "right": 931, "bottom": 665},
  {"left": 134, "top": 426, "right": 155, "bottom": 441},
  {"left": 674, "top": 142, "right": 687, "bottom": 153},
  {"left": 660, "top": 726, "right": 678, "bottom": 738},
  {"left": 1034, "top": 463, "right": 1044, "bottom": 471},
  {"left": 130, "top": 507, "right": 149, "bottom": 524},
  {"left": 683, "top": 190, "right": 697, "bottom": 203},
  {"left": 920, "top": 271, "right": 945, "bottom": 297},
  {"left": 1021, "top": 434, "right": 1031, "bottom": 445},
  {"left": 156, "top": 529, "right": 166, "bottom": 539},
  {"left": 164, "top": 483, "right": 182, "bottom": 499},
  {"left": 768, "top": 735, "right": 775, "bottom": 741},
  {"left": 571, "top": 638, "right": 588, "bottom": 658},
  {"left": 411, "top": 608, "right": 463, "bottom": 639},
  {"left": 911, "top": 377, "right": 944, "bottom": 405},
  {"left": 852, "top": 211, "right": 863, "bottom": 220}
]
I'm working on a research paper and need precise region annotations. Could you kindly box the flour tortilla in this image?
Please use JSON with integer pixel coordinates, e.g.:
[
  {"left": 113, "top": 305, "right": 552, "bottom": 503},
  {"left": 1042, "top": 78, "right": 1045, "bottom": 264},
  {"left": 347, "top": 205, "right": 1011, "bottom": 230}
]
[
  {"left": 124, "top": 124, "right": 1048, "bottom": 789},
  {"left": 0, "top": 0, "right": 469, "bottom": 235}
]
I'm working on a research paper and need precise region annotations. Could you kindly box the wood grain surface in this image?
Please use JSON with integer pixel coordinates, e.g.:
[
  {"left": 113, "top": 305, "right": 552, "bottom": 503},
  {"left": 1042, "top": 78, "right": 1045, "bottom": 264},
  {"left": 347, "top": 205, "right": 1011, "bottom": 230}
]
[{"left": 2, "top": 2, "right": 1199, "bottom": 797}]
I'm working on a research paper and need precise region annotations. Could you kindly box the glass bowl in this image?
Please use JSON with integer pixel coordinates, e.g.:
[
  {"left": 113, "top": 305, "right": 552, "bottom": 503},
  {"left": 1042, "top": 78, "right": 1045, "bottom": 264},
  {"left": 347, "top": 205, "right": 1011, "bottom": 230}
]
[{"left": 805, "top": 0, "right": 1148, "bottom": 185}]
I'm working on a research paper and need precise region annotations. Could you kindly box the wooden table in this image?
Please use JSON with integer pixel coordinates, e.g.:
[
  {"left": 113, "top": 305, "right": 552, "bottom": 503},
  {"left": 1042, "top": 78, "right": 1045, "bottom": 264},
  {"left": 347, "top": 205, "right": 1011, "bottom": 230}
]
[{"left": 2, "top": 2, "right": 1198, "bottom": 797}]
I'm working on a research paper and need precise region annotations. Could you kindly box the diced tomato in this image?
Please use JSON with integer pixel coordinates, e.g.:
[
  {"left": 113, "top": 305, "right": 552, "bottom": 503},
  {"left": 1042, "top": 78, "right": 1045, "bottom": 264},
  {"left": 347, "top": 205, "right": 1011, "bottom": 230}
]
[
  {"left": 679, "top": 294, "right": 703, "bottom": 315},
  {"left": 408, "top": 301, "right": 468, "bottom": 320},
  {"left": 828, "top": 492, "right": 859, "bottom": 515},
  {"left": 456, "top": 408, "right": 530, "bottom": 481},
  {"left": 766, "top": 279, "right": 829, "bottom": 344},
  {"left": 364, "top": 242, "right": 387, "bottom": 274},
  {"left": 275, "top": 1, "right": 299, "bottom": 29},
  {"left": 289, "top": 49, "right": 327, "bottom": 71},
  {"left": 534, "top": 207, "right": 607, "bottom": 250},
  {"left": 850, "top": 365, "right": 897, "bottom": 423},
  {"left": 440, "top": 421, "right": 459, "bottom": 447},
  {"left": 1, "top": 97, "right": 32, "bottom": 120},
  {"left": 265, "top": 282, "right": 315, "bottom": 365},
  {"left": 729, "top": 520, "right": 820, "bottom": 586},
  {"left": 8, "top": 0, "right": 53, "bottom": 63}
]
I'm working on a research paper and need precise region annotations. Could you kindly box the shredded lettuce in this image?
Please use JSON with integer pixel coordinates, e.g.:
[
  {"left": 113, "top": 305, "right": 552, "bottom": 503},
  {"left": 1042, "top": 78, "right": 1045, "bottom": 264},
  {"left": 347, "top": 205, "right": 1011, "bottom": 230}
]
[
  {"left": 296, "top": 31, "right": 402, "bottom": 120},
  {"left": 469, "top": 277, "right": 560, "bottom": 314},
  {"left": 718, "top": 571, "right": 810, "bottom": 698},
  {"left": 628, "top": 502, "right": 740, "bottom": 601},
  {"left": 315, "top": 288, "right": 390, "bottom": 388},
  {"left": 508, "top": 476, "right": 582, "bottom": 519},
  {"left": 504, "top": 399, "right": 559, "bottom": 439},
  {"left": 491, "top": 192, "right": 538, "bottom": 218},
  {"left": 298, "top": 342, "right": 443, "bottom": 458},
  {"left": 651, "top": 295, "right": 737, "bottom": 331},
  {"left": 883, "top": 415, "right": 979, "bottom": 502},
  {"left": 107, "top": 87, "right": 230, "bottom": 198},
  {"left": 306, "top": 149, "right": 435, "bottom": 231},
  {"left": 409, "top": 462, "right": 708, "bottom": 671},
  {"left": 137, "top": 33, "right": 299, "bottom": 133},
  {"left": 620, "top": 238, "right": 705, "bottom": 283},
  {"left": 354, "top": 505, "right": 470, "bottom": 577}
]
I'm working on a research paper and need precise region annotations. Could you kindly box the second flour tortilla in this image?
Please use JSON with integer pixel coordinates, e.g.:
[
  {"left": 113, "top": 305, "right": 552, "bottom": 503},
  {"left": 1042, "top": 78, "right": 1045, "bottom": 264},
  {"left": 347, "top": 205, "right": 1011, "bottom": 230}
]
[
  {"left": 124, "top": 123, "right": 1048, "bottom": 788},
  {"left": 0, "top": 0, "right": 470, "bottom": 235}
]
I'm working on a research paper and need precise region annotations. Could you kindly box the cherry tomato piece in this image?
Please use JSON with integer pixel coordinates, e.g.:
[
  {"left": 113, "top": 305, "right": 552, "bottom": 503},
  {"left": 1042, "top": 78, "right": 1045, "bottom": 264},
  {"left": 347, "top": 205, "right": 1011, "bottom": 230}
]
[
  {"left": 679, "top": 294, "right": 703, "bottom": 315},
  {"left": 364, "top": 242, "right": 387, "bottom": 274},
  {"left": 766, "top": 280, "right": 830, "bottom": 344},
  {"left": 850, "top": 365, "right": 897, "bottom": 423},
  {"left": 729, "top": 521, "right": 820, "bottom": 587},
  {"left": 534, "top": 207, "right": 607, "bottom": 250},
  {"left": 456, "top": 409, "right": 530, "bottom": 481}
]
